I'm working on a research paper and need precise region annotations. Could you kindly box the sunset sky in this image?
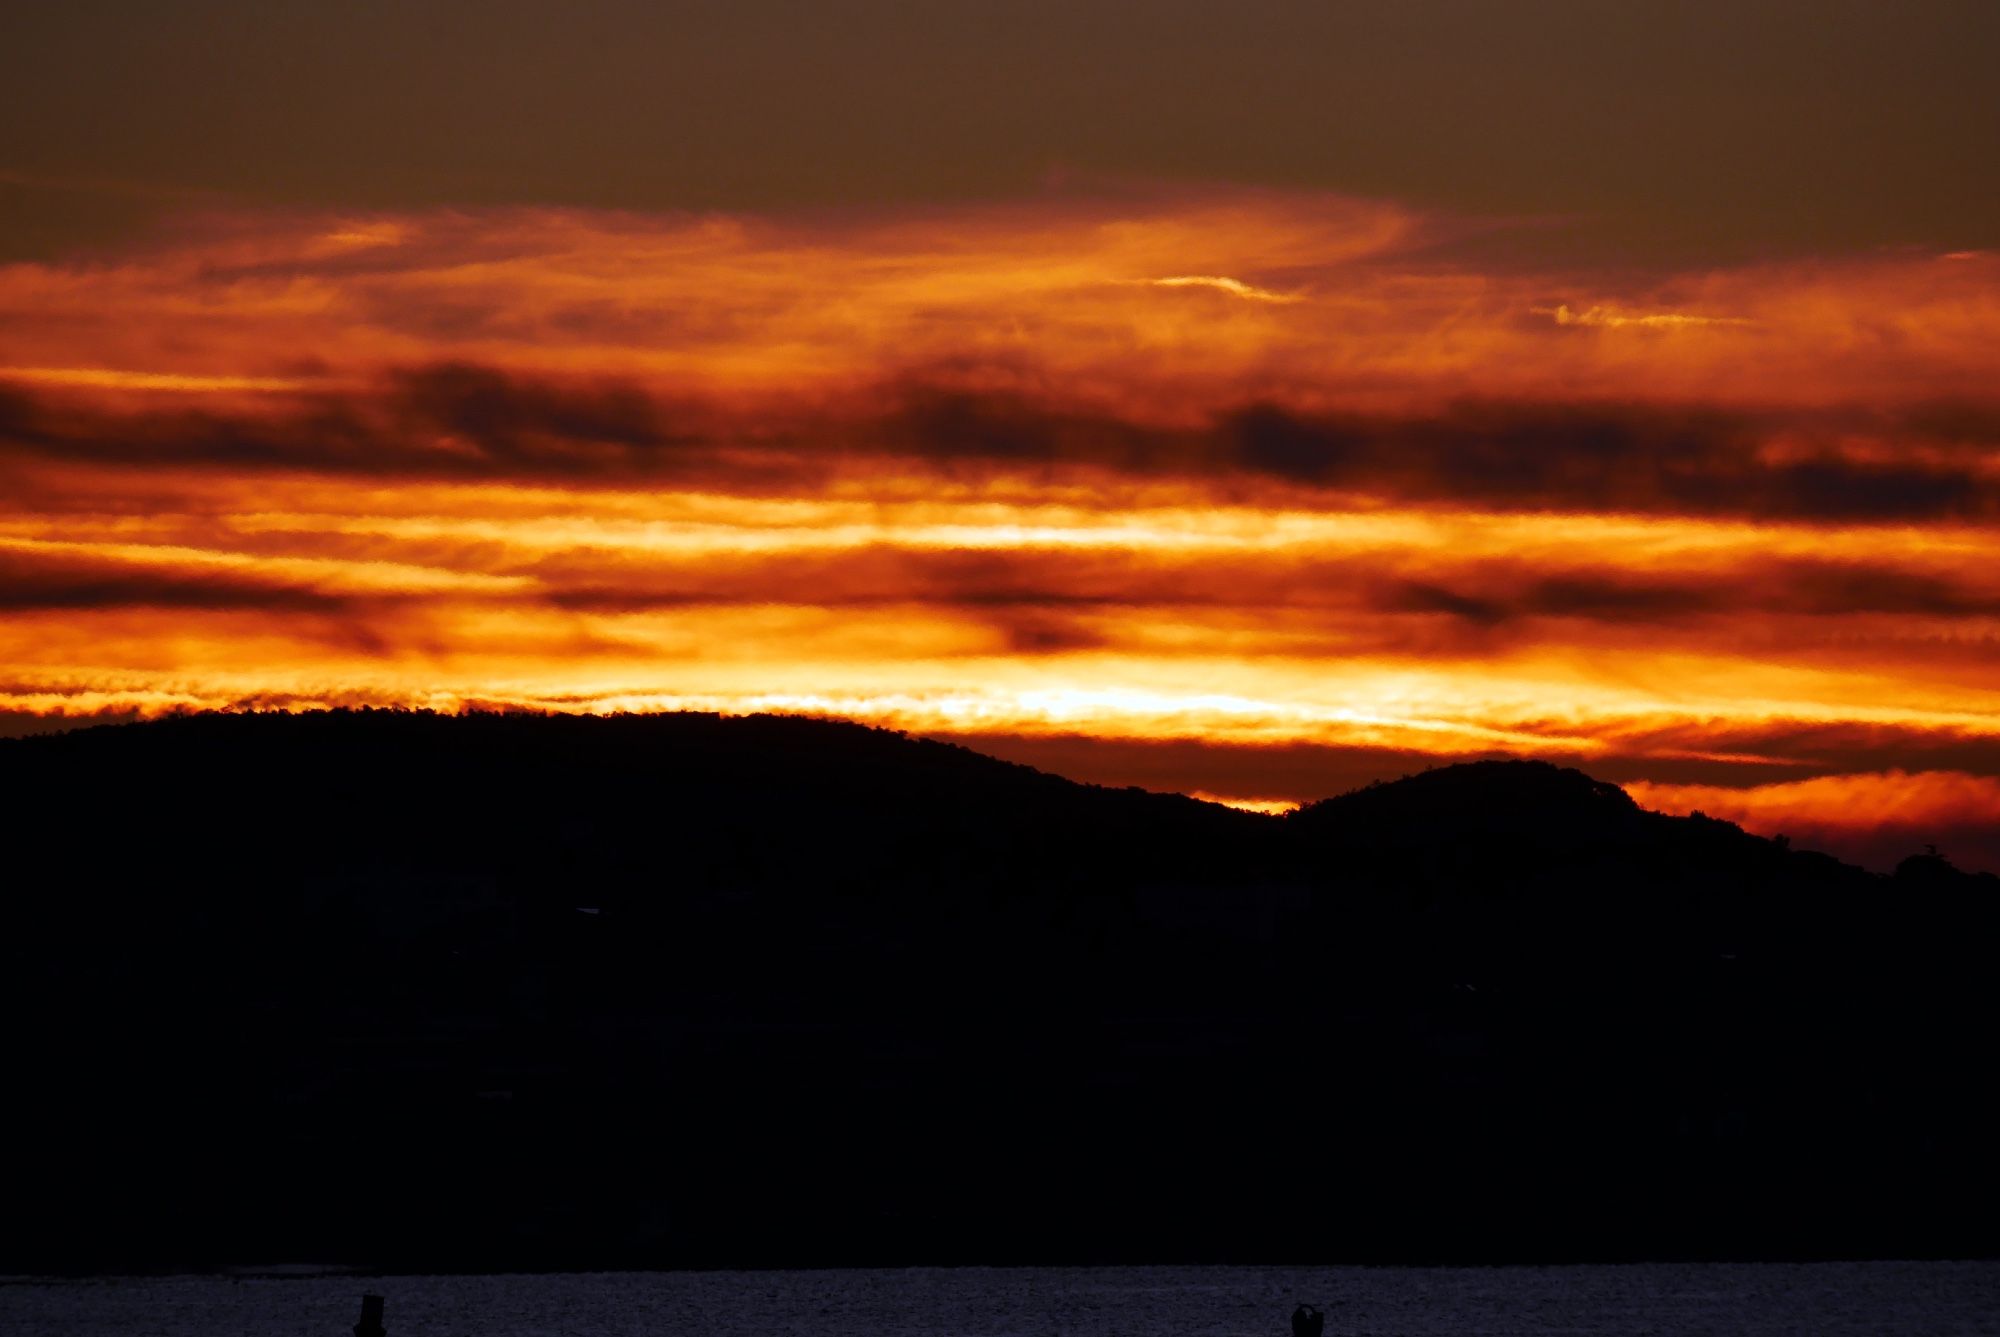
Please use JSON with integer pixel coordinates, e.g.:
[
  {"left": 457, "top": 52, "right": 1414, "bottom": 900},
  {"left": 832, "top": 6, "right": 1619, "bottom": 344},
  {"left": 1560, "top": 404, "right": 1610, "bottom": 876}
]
[{"left": 5, "top": 1, "right": 1999, "bottom": 870}]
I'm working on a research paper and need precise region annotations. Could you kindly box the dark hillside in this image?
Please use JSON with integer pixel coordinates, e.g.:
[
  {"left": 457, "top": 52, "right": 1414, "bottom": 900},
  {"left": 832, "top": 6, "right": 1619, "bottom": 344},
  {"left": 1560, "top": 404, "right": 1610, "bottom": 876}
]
[{"left": 2, "top": 711, "right": 1994, "bottom": 1270}]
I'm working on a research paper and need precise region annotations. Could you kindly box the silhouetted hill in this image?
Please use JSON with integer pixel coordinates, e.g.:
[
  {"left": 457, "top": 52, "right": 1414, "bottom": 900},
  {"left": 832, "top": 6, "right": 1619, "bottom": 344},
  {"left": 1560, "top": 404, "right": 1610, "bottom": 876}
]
[
  {"left": 1297, "top": 758, "right": 1645, "bottom": 848},
  {"left": 2, "top": 711, "right": 1995, "bottom": 1272}
]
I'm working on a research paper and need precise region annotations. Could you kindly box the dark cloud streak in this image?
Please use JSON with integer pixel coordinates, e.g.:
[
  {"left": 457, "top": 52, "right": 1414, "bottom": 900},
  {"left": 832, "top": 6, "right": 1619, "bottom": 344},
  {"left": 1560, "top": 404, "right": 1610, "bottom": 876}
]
[
  {"left": 7, "top": 370, "right": 2000, "bottom": 524},
  {"left": 0, "top": 550, "right": 351, "bottom": 614}
]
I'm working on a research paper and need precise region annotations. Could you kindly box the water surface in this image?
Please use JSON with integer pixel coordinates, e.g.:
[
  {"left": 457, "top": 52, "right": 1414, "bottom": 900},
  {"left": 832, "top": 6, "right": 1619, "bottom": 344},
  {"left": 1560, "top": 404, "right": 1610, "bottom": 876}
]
[{"left": 6, "top": 1261, "right": 1997, "bottom": 1336}]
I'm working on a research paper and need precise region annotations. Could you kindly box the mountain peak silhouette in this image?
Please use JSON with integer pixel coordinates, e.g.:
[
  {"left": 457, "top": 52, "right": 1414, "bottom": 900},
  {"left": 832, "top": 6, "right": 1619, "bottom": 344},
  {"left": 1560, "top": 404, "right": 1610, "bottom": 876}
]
[
  {"left": 1291, "top": 758, "right": 1651, "bottom": 858},
  {"left": 1312, "top": 757, "right": 1636, "bottom": 815}
]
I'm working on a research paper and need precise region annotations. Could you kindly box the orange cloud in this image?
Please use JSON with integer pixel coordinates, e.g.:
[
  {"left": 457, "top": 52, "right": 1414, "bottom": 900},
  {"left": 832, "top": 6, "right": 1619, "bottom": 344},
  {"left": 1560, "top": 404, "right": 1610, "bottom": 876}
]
[
  {"left": 1627, "top": 771, "right": 2000, "bottom": 872},
  {"left": 1629, "top": 769, "right": 2000, "bottom": 829},
  {"left": 2, "top": 186, "right": 1998, "bottom": 868},
  {"left": 2, "top": 189, "right": 1995, "bottom": 418}
]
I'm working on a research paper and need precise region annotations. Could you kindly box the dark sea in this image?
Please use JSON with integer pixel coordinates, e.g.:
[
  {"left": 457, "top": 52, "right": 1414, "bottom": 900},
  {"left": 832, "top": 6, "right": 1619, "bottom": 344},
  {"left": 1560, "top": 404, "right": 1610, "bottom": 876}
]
[{"left": 6, "top": 1262, "right": 1998, "bottom": 1336}]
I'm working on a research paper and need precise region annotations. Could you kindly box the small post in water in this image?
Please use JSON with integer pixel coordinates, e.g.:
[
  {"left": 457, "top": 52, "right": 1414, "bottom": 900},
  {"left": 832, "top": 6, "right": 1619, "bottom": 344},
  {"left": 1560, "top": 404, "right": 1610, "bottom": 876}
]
[{"left": 354, "top": 1294, "right": 386, "bottom": 1337}]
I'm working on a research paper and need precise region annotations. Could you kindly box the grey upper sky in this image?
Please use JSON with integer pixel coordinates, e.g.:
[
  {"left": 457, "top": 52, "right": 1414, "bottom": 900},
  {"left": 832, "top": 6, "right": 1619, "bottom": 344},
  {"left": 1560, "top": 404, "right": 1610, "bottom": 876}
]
[{"left": 2, "top": 0, "right": 1996, "bottom": 261}]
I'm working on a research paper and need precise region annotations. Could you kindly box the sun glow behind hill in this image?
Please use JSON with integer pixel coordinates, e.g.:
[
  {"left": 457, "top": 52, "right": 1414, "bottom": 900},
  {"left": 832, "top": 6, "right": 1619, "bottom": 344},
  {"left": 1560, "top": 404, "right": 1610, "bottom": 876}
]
[{"left": 3, "top": 187, "right": 2000, "bottom": 868}]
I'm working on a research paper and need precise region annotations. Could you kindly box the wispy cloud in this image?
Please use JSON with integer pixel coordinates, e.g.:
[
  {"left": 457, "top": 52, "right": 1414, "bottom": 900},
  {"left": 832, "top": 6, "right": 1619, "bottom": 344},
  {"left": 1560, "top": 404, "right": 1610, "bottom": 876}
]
[
  {"left": 0, "top": 366, "right": 310, "bottom": 392},
  {"left": 1533, "top": 303, "right": 1753, "bottom": 329},
  {"left": 1146, "top": 274, "right": 1303, "bottom": 302}
]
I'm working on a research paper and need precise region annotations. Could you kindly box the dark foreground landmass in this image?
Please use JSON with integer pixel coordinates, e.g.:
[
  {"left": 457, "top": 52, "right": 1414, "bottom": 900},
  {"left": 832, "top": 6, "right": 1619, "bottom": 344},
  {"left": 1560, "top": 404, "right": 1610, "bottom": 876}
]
[{"left": 2, "top": 710, "right": 1995, "bottom": 1272}]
